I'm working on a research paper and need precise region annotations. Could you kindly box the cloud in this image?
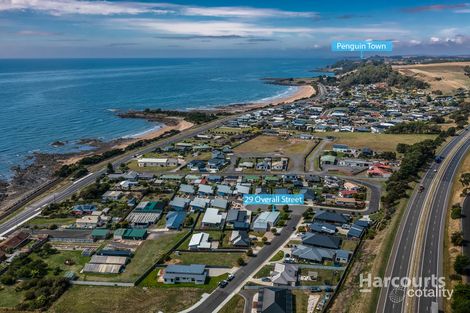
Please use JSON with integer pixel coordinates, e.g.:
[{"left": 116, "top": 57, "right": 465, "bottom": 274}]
[
  {"left": 0, "top": 0, "right": 171, "bottom": 16},
  {"left": 16, "top": 30, "right": 59, "bottom": 36},
  {"left": 107, "top": 42, "right": 139, "bottom": 47},
  {"left": 113, "top": 18, "right": 408, "bottom": 38},
  {"left": 0, "top": 0, "right": 317, "bottom": 19},
  {"left": 154, "top": 35, "right": 244, "bottom": 40},
  {"left": 402, "top": 3, "right": 470, "bottom": 13},
  {"left": 179, "top": 6, "right": 317, "bottom": 18}
]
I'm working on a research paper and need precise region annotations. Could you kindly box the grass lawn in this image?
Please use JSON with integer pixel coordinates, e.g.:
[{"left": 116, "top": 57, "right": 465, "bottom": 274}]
[
  {"left": 293, "top": 290, "right": 310, "bottom": 313},
  {"left": 234, "top": 135, "right": 316, "bottom": 155},
  {"left": 169, "top": 251, "right": 246, "bottom": 267},
  {"left": 341, "top": 240, "right": 359, "bottom": 252},
  {"left": 26, "top": 217, "right": 76, "bottom": 227},
  {"left": 0, "top": 286, "right": 24, "bottom": 308},
  {"left": 300, "top": 268, "right": 343, "bottom": 286},
  {"left": 139, "top": 269, "right": 228, "bottom": 291},
  {"left": 127, "top": 160, "right": 177, "bottom": 173},
  {"left": 219, "top": 294, "right": 245, "bottom": 313},
  {"left": 35, "top": 250, "right": 90, "bottom": 275},
  {"left": 316, "top": 132, "right": 437, "bottom": 152},
  {"left": 254, "top": 264, "right": 274, "bottom": 278},
  {"left": 269, "top": 250, "right": 284, "bottom": 262},
  {"left": 49, "top": 285, "right": 204, "bottom": 313},
  {"left": 82, "top": 231, "right": 188, "bottom": 282}
]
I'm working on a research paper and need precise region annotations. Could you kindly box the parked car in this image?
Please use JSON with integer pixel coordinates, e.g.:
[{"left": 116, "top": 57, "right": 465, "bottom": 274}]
[
  {"left": 227, "top": 274, "right": 235, "bottom": 281},
  {"left": 261, "top": 277, "right": 271, "bottom": 282},
  {"left": 341, "top": 224, "right": 351, "bottom": 230},
  {"left": 218, "top": 280, "right": 228, "bottom": 288},
  {"left": 310, "top": 287, "right": 322, "bottom": 292}
]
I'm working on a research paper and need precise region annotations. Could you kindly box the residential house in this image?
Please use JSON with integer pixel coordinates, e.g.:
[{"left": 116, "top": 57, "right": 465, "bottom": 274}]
[
  {"left": 226, "top": 209, "right": 251, "bottom": 230},
  {"left": 210, "top": 198, "right": 229, "bottom": 210},
  {"left": 190, "top": 197, "right": 210, "bottom": 211},
  {"left": 313, "top": 210, "right": 349, "bottom": 225},
  {"left": 302, "top": 233, "right": 341, "bottom": 249},
  {"left": 216, "top": 184, "right": 232, "bottom": 196},
  {"left": 179, "top": 184, "right": 195, "bottom": 195},
  {"left": 291, "top": 245, "right": 336, "bottom": 263},
  {"left": 163, "top": 264, "right": 208, "bottom": 285},
  {"left": 101, "top": 190, "right": 123, "bottom": 202},
  {"left": 270, "top": 263, "right": 298, "bottom": 286},
  {"left": 166, "top": 211, "right": 187, "bottom": 229},
  {"left": 113, "top": 228, "right": 147, "bottom": 240},
  {"left": 189, "top": 232, "right": 211, "bottom": 250},
  {"left": 229, "top": 230, "right": 250, "bottom": 247},
  {"left": 198, "top": 184, "right": 214, "bottom": 196},
  {"left": 309, "top": 222, "right": 337, "bottom": 234},
  {"left": 169, "top": 197, "right": 190, "bottom": 211},
  {"left": 252, "top": 211, "right": 280, "bottom": 232},
  {"left": 72, "top": 204, "right": 97, "bottom": 215},
  {"left": 320, "top": 155, "right": 337, "bottom": 166},
  {"left": 256, "top": 287, "right": 293, "bottom": 313},
  {"left": 137, "top": 158, "right": 178, "bottom": 167},
  {"left": 201, "top": 208, "right": 226, "bottom": 229}
]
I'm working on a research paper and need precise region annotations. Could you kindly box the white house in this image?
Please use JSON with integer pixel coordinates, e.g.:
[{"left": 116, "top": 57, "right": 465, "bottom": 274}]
[{"left": 137, "top": 158, "right": 178, "bottom": 167}]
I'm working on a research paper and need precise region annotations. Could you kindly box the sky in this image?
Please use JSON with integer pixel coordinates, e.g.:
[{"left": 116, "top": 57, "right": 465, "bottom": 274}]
[{"left": 0, "top": 0, "right": 469, "bottom": 58}]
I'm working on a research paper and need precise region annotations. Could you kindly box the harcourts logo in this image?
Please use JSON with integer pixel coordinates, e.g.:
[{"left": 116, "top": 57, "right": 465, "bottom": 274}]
[{"left": 359, "top": 274, "right": 454, "bottom": 303}]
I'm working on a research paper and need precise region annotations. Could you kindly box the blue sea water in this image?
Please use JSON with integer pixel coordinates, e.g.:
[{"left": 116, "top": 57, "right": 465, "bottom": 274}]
[{"left": 0, "top": 58, "right": 331, "bottom": 178}]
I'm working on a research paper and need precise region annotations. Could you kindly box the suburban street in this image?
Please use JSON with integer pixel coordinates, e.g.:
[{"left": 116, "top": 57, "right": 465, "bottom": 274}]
[
  {"left": 188, "top": 214, "right": 302, "bottom": 313},
  {"left": 377, "top": 128, "right": 470, "bottom": 313}
]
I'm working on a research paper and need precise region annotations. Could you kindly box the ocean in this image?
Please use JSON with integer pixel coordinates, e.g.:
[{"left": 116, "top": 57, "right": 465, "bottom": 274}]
[{"left": 0, "top": 58, "right": 331, "bottom": 178}]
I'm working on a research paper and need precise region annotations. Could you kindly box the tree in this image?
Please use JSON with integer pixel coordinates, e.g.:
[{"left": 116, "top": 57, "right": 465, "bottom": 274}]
[
  {"left": 396, "top": 143, "right": 410, "bottom": 154},
  {"left": 106, "top": 162, "right": 114, "bottom": 174},
  {"left": 460, "top": 173, "right": 470, "bottom": 187},
  {"left": 454, "top": 255, "right": 470, "bottom": 274},
  {"left": 451, "top": 204, "right": 462, "bottom": 219},
  {"left": 271, "top": 228, "right": 278, "bottom": 235},
  {"left": 237, "top": 257, "right": 245, "bottom": 266},
  {"left": 262, "top": 237, "right": 268, "bottom": 244},
  {"left": 452, "top": 232, "right": 465, "bottom": 246},
  {"left": 246, "top": 248, "right": 254, "bottom": 257},
  {"left": 452, "top": 284, "right": 470, "bottom": 313}
]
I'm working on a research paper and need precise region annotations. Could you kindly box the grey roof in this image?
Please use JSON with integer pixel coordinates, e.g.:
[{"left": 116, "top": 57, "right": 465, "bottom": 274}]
[
  {"left": 230, "top": 230, "right": 250, "bottom": 246},
  {"left": 179, "top": 184, "right": 195, "bottom": 194},
  {"left": 313, "top": 210, "right": 349, "bottom": 224},
  {"left": 198, "top": 184, "right": 214, "bottom": 194},
  {"left": 310, "top": 222, "right": 336, "bottom": 234},
  {"left": 169, "top": 197, "right": 190, "bottom": 209},
  {"left": 271, "top": 263, "right": 298, "bottom": 285},
  {"left": 165, "top": 264, "right": 206, "bottom": 275},
  {"left": 210, "top": 198, "right": 228, "bottom": 209},
  {"left": 302, "top": 233, "right": 341, "bottom": 249},
  {"left": 190, "top": 197, "right": 210, "bottom": 208},
  {"left": 259, "top": 287, "right": 293, "bottom": 313},
  {"left": 217, "top": 184, "right": 232, "bottom": 194},
  {"left": 347, "top": 225, "right": 364, "bottom": 238},
  {"left": 291, "top": 245, "right": 335, "bottom": 262},
  {"left": 336, "top": 249, "right": 351, "bottom": 259}
]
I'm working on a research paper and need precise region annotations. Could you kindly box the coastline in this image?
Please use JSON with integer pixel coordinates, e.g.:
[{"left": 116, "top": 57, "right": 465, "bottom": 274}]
[
  {"left": 204, "top": 84, "right": 315, "bottom": 113},
  {"left": 0, "top": 82, "right": 314, "bottom": 210}
]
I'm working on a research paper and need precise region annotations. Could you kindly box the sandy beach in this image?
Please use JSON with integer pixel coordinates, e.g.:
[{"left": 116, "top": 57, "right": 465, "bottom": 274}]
[{"left": 207, "top": 84, "right": 316, "bottom": 113}]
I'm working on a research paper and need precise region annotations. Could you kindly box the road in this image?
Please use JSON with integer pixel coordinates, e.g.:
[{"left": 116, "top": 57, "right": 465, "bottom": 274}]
[
  {"left": 188, "top": 214, "right": 301, "bottom": 313},
  {"left": 377, "top": 128, "right": 470, "bottom": 313},
  {"left": 416, "top": 134, "right": 470, "bottom": 312},
  {"left": 462, "top": 196, "right": 470, "bottom": 281}
]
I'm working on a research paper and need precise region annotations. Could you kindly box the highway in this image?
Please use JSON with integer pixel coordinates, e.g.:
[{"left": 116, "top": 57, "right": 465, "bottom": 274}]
[
  {"left": 377, "top": 128, "right": 470, "bottom": 313},
  {"left": 0, "top": 84, "right": 325, "bottom": 237}
]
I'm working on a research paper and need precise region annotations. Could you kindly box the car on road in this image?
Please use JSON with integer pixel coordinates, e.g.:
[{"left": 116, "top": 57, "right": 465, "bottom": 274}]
[
  {"left": 218, "top": 280, "right": 228, "bottom": 288},
  {"left": 227, "top": 274, "right": 235, "bottom": 281},
  {"left": 418, "top": 185, "right": 425, "bottom": 192}
]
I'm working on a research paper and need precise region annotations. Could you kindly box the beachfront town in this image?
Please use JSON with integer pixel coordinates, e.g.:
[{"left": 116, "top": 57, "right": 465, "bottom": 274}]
[{"left": 0, "top": 62, "right": 469, "bottom": 313}]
